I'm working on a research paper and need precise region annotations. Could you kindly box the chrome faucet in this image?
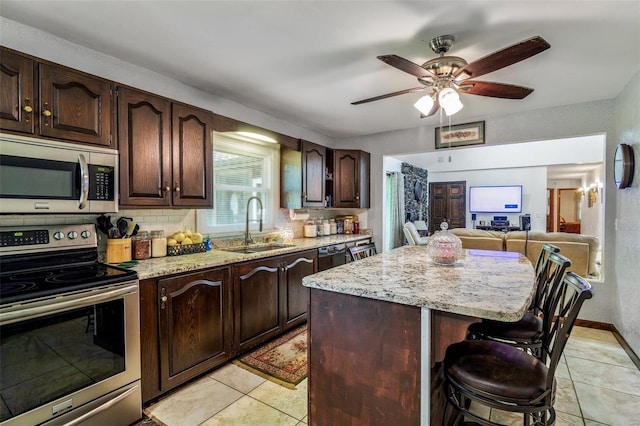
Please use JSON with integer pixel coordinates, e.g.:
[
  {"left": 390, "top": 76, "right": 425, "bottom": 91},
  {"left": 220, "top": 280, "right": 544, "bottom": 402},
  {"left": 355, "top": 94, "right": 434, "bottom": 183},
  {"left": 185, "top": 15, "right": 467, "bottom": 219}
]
[{"left": 244, "top": 196, "right": 263, "bottom": 246}]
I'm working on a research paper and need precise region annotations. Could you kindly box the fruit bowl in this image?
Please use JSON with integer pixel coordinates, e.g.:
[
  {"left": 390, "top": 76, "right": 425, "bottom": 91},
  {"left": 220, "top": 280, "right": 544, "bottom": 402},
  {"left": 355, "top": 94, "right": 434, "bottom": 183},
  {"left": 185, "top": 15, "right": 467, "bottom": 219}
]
[{"left": 167, "top": 242, "right": 206, "bottom": 256}]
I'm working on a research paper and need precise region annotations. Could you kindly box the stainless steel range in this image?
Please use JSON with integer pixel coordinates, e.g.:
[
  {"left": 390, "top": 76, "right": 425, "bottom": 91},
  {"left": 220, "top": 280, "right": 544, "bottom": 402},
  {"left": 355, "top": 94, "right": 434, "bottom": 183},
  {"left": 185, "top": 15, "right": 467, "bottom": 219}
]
[{"left": 0, "top": 224, "right": 141, "bottom": 426}]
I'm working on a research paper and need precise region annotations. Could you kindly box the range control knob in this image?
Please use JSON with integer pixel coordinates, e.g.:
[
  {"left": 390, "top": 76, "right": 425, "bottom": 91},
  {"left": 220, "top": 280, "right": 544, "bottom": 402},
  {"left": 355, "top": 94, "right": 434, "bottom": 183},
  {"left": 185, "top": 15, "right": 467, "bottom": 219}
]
[
  {"left": 53, "top": 231, "right": 65, "bottom": 241},
  {"left": 81, "top": 230, "right": 92, "bottom": 239},
  {"left": 68, "top": 231, "right": 78, "bottom": 240}
]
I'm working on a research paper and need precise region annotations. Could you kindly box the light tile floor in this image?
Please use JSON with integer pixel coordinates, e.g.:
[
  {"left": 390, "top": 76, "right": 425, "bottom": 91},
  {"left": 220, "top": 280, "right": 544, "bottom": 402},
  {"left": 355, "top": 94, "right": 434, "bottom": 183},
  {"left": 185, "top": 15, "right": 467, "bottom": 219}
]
[{"left": 143, "top": 326, "right": 639, "bottom": 425}]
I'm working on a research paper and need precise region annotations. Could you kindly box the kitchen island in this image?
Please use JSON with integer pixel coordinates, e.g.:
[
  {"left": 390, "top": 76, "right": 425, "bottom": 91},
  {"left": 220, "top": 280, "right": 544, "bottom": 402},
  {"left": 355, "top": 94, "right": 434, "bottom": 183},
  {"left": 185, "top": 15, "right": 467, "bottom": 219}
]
[{"left": 302, "top": 245, "right": 536, "bottom": 425}]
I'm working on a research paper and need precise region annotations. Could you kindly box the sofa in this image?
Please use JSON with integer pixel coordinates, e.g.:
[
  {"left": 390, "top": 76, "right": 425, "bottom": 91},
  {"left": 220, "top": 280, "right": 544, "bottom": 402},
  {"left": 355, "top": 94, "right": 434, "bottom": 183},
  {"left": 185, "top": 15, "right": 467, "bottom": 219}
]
[{"left": 448, "top": 228, "right": 600, "bottom": 278}]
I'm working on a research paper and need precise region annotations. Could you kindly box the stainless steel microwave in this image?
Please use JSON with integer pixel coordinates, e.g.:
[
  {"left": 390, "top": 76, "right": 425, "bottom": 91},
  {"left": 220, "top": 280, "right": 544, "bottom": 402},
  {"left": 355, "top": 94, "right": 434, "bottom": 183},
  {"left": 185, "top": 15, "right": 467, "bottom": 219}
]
[{"left": 0, "top": 134, "right": 118, "bottom": 214}]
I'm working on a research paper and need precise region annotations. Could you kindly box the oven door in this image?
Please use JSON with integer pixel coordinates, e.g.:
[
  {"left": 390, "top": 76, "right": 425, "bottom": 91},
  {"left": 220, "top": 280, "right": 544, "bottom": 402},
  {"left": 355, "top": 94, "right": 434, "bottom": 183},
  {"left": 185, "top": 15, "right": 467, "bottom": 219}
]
[{"left": 0, "top": 282, "right": 141, "bottom": 426}]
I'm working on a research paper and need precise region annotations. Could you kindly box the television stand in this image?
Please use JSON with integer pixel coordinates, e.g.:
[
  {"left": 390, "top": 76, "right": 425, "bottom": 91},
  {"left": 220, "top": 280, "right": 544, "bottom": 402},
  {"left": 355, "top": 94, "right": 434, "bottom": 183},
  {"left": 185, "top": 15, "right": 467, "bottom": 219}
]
[{"left": 475, "top": 225, "right": 521, "bottom": 232}]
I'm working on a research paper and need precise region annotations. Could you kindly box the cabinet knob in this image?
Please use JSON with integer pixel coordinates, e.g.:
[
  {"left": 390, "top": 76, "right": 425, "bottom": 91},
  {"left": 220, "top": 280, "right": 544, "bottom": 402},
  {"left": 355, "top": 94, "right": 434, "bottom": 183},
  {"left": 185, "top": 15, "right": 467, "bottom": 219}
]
[
  {"left": 175, "top": 186, "right": 181, "bottom": 193},
  {"left": 164, "top": 186, "right": 171, "bottom": 192},
  {"left": 42, "top": 109, "right": 52, "bottom": 117},
  {"left": 23, "top": 105, "right": 33, "bottom": 113},
  {"left": 160, "top": 288, "right": 168, "bottom": 309}
]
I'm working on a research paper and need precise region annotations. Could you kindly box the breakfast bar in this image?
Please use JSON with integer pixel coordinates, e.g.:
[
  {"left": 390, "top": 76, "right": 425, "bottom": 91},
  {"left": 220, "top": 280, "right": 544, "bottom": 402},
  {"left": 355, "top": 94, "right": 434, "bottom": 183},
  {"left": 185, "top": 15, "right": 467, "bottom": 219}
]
[{"left": 302, "top": 245, "right": 536, "bottom": 425}]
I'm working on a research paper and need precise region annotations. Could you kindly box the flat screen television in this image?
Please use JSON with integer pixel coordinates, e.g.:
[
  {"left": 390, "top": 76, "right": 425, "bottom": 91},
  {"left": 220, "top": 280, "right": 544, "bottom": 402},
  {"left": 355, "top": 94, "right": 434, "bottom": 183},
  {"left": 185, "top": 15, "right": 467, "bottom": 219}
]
[{"left": 469, "top": 185, "right": 523, "bottom": 213}]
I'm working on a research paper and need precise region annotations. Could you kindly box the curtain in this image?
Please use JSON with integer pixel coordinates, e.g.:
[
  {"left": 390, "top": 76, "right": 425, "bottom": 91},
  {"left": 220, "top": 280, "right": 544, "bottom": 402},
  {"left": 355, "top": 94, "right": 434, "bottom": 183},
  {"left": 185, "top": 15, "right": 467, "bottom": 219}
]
[{"left": 385, "top": 172, "right": 405, "bottom": 251}]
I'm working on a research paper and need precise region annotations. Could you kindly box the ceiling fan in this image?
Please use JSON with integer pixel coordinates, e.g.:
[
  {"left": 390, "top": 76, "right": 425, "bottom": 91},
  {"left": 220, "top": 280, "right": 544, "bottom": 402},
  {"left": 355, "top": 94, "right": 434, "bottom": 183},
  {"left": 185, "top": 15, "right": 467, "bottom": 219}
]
[{"left": 352, "top": 35, "right": 550, "bottom": 117}]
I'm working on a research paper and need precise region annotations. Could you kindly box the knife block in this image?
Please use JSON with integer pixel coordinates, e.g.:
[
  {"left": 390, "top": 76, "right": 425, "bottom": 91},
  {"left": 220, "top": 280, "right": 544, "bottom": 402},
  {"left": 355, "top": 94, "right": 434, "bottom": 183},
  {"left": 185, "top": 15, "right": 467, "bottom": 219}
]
[{"left": 106, "top": 238, "right": 132, "bottom": 264}]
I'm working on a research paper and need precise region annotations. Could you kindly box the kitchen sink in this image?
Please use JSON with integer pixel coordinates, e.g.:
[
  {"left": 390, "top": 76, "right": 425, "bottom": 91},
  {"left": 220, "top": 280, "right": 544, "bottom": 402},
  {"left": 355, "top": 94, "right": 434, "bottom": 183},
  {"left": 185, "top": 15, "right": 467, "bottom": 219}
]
[{"left": 219, "top": 244, "right": 296, "bottom": 254}]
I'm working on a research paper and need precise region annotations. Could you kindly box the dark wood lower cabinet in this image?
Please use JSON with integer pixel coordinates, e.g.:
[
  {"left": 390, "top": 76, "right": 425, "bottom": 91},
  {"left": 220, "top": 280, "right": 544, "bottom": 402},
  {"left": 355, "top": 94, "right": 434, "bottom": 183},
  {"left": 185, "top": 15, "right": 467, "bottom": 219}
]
[
  {"left": 140, "top": 266, "right": 232, "bottom": 403},
  {"left": 140, "top": 250, "right": 317, "bottom": 404},
  {"left": 234, "top": 250, "right": 316, "bottom": 353}
]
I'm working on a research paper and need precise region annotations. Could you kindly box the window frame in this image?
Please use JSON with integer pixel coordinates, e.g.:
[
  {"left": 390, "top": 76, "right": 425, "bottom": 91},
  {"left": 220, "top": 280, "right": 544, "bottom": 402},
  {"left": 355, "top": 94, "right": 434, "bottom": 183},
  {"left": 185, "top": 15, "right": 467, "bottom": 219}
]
[{"left": 196, "top": 133, "right": 280, "bottom": 236}]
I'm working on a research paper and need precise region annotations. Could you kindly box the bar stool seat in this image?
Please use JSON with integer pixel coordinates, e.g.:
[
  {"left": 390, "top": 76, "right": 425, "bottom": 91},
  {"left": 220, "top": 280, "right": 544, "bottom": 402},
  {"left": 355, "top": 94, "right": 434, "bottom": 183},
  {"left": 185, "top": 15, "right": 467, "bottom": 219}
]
[
  {"left": 468, "top": 312, "right": 542, "bottom": 342},
  {"left": 445, "top": 340, "right": 551, "bottom": 403}
]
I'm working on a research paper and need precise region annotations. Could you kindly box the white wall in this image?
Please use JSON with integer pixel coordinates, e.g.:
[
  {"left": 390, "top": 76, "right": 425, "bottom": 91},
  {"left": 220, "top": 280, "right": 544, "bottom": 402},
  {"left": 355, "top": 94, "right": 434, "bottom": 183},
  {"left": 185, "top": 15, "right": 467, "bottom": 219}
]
[
  {"left": 609, "top": 72, "right": 640, "bottom": 354},
  {"left": 429, "top": 167, "right": 547, "bottom": 231}
]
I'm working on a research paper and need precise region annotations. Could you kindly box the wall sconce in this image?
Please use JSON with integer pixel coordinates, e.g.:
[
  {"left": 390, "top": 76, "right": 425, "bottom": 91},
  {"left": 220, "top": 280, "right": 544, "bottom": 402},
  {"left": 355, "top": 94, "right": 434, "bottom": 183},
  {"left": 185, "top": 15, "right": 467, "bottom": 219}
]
[{"left": 587, "top": 182, "right": 599, "bottom": 208}]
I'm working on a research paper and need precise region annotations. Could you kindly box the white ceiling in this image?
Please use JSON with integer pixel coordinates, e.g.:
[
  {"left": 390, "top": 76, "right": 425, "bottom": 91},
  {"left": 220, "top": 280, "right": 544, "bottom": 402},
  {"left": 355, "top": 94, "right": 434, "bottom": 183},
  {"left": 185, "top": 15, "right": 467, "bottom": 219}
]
[{"left": 1, "top": 1, "right": 639, "bottom": 140}]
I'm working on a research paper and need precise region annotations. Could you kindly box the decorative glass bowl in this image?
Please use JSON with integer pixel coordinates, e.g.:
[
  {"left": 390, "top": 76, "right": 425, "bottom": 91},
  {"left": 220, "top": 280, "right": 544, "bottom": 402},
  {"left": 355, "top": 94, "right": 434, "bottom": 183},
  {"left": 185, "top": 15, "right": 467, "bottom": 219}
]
[{"left": 426, "top": 222, "right": 462, "bottom": 265}]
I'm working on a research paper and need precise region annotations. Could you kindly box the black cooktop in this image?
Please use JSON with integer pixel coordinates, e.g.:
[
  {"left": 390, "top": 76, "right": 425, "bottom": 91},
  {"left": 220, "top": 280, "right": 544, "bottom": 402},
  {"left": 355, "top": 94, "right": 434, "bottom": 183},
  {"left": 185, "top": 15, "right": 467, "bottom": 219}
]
[{"left": 0, "top": 255, "right": 138, "bottom": 305}]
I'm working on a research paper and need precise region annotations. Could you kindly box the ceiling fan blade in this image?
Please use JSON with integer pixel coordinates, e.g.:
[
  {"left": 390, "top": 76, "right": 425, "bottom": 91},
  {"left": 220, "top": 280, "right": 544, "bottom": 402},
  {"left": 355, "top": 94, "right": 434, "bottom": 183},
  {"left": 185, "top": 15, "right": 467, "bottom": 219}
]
[
  {"left": 458, "top": 81, "right": 534, "bottom": 99},
  {"left": 453, "top": 36, "right": 550, "bottom": 80},
  {"left": 351, "top": 87, "right": 425, "bottom": 105},
  {"left": 420, "top": 98, "right": 440, "bottom": 118},
  {"left": 377, "top": 54, "right": 437, "bottom": 79}
]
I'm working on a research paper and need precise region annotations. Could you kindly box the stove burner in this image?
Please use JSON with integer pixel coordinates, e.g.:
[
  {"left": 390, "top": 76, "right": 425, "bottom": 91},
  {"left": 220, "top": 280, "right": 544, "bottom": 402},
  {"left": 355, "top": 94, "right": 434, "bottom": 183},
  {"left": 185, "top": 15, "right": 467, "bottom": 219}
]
[
  {"left": 1, "top": 282, "right": 37, "bottom": 295},
  {"left": 46, "top": 269, "right": 106, "bottom": 284},
  {"left": 9, "top": 271, "right": 54, "bottom": 281}
]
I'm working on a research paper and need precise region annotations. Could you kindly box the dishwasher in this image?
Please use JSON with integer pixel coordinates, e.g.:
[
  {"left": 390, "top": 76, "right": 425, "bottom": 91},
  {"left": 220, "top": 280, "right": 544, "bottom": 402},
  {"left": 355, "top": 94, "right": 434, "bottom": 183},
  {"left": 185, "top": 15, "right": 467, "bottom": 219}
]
[{"left": 317, "top": 243, "right": 347, "bottom": 271}]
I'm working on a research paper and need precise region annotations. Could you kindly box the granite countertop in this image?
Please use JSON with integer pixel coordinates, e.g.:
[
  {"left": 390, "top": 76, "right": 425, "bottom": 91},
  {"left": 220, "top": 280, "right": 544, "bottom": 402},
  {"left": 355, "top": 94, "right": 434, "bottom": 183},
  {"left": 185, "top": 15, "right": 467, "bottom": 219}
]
[
  {"left": 302, "top": 245, "right": 536, "bottom": 321},
  {"left": 128, "top": 234, "right": 371, "bottom": 281}
]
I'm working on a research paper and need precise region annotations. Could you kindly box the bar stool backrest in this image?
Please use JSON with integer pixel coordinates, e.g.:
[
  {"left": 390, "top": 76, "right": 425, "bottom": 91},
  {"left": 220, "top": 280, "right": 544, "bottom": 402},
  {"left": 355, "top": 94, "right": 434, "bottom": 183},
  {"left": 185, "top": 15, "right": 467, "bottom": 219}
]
[
  {"left": 531, "top": 246, "right": 566, "bottom": 316},
  {"left": 542, "top": 271, "right": 593, "bottom": 390},
  {"left": 349, "top": 243, "right": 377, "bottom": 261}
]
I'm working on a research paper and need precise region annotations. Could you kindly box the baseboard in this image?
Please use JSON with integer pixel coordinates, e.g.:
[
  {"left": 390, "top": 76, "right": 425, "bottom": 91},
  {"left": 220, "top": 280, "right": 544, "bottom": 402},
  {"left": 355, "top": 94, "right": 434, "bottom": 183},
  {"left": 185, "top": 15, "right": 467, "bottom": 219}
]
[{"left": 575, "top": 319, "right": 640, "bottom": 370}]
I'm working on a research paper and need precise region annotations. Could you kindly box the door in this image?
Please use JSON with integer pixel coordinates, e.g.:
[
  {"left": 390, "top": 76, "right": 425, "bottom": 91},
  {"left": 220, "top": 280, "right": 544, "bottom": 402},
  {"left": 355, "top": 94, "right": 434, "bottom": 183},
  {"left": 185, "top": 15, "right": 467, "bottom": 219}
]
[
  {"left": 0, "top": 49, "right": 35, "bottom": 134},
  {"left": 158, "top": 267, "right": 232, "bottom": 391},
  {"left": 39, "top": 63, "right": 113, "bottom": 146},
  {"left": 172, "top": 103, "right": 213, "bottom": 207},
  {"left": 282, "top": 251, "right": 316, "bottom": 329},
  {"left": 118, "top": 87, "right": 172, "bottom": 206},
  {"left": 547, "top": 188, "right": 555, "bottom": 232},
  {"left": 233, "top": 257, "right": 282, "bottom": 352},
  {"left": 429, "top": 181, "right": 466, "bottom": 234},
  {"left": 301, "top": 140, "right": 326, "bottom": 207}
]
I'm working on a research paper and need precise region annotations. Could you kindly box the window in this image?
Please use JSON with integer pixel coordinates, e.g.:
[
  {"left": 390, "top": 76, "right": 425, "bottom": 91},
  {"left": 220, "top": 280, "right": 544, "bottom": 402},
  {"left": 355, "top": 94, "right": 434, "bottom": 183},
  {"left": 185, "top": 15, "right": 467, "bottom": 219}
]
[{"left": 197, "top": 133, "right": 279, "bottom": 235}]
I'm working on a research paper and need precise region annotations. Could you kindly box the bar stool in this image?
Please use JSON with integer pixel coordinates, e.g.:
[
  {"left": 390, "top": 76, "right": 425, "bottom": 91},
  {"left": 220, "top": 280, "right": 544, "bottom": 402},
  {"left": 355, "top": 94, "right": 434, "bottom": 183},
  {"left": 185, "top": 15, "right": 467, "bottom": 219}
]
[
  {"left": 466, "top": 249, "right": 570, "bottom": 361},
  {"left": 444, "top": 271, "right": 593, "bottom": 425}
]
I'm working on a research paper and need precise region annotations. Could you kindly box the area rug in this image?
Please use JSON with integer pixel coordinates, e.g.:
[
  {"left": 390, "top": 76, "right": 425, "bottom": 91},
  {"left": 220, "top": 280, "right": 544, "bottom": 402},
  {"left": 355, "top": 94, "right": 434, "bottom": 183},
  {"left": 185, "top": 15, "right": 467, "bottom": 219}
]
[{"left": 233, "top": 325, "right": 307, "bottom": 389}]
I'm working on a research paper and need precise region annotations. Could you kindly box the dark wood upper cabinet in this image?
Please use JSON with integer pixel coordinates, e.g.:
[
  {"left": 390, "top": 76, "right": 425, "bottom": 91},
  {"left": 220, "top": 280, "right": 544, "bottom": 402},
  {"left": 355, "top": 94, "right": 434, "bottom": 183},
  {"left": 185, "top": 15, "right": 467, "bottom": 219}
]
[
  {"left": 0, "top": 48, "right": 114, "bottom": 147},
  {"left": 118, "top": 87, "right": 172, "bottom": 206},
  {"left": 171, "top": 104, "right": 213, "bottom": 207},
  {"left": 333, "top": 149, "right": 370, "bottom": 208},
  {"left": 280, "top": 140, "right": 327, "bottom": 209},
  {"left": 301, "top": 140, "right": 326, "bottom": 208},
  {"left": 118, "top": 87, "right": 213, "bottom": 208},
  {"left": 0, "top": 49, "right": 35, "bottom": 134},
  {"left": 39, "top": 64, "right": 113, "bottom": 146}
]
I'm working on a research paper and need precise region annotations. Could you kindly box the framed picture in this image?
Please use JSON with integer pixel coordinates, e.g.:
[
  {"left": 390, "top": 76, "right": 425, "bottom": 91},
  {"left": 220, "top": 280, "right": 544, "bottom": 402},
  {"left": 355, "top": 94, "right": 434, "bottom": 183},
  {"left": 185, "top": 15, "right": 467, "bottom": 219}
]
[{"left": 435, "top": 121, "right": 485, "bottom": 149}]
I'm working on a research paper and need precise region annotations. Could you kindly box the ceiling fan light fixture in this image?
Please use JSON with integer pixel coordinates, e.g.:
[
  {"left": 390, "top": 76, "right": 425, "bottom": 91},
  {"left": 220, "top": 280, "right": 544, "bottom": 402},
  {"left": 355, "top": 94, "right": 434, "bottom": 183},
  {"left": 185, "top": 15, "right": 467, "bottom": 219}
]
[
  {"left": 414, "top": 95, "right": 435, "bottom": 115},
  {"left": 438, "top": 87, "right": 463, "bottom": 116}
]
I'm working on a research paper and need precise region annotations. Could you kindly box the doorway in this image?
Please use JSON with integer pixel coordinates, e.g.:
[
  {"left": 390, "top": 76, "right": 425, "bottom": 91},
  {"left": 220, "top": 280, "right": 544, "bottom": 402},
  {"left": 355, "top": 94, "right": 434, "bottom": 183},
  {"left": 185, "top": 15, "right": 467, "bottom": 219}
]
[
  {"left": 428, "top": 181, "right": 466, "bottom": 234},
  {"left": 556, "top": 188, "right": 581, "bottom": 233}
]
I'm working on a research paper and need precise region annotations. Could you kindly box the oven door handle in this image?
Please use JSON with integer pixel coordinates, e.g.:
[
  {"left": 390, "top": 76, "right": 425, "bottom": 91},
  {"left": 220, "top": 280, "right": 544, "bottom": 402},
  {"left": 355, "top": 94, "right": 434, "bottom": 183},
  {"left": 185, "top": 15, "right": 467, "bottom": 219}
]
[
  {"left": 0, "top": 284, "right": 138, "bottom": 325},
  {"left": 62, "top": 383, "right": 139, "bottom": 426},
  {"left": 78, "top": 153, "right": 89, "bottom": 209}
]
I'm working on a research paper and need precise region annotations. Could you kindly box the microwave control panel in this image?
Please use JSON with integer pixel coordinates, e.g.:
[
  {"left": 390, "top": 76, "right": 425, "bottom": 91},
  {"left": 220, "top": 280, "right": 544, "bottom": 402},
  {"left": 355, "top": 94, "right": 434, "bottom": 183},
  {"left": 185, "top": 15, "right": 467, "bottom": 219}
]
[{"left": 88, "top": 165, "right": 115, "bottom": 201}]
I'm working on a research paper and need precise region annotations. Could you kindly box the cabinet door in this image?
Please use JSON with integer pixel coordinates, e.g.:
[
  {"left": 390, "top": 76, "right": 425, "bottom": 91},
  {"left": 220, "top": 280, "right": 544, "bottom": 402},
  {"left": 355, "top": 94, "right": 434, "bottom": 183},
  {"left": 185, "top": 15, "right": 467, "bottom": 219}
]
[
  {"left": 302, "top": 140, "right": 326, "bottom": 208},
  {"left": 172, "top": 104, "right": 213, "bottom": 207},
  {"left": 118, "top": 87, "right": 172, "bottom": 206},
  {"left": 334, "top": 149, "right": 370, "bottom": 208},
  {"left": 0, "top": 49, "right": 35, "bottom": 134},
  {"left": 158, "top": 267, "right": 232, "bottom": 391},
  {"left": 282, "top": 250, "right": 316, "bottom": 329},
  {"left": 234, "top": 257, "right": 282, "bottom": 353},
  {"left": 39, "top": 63, "right": 113, "bottom": 146}
]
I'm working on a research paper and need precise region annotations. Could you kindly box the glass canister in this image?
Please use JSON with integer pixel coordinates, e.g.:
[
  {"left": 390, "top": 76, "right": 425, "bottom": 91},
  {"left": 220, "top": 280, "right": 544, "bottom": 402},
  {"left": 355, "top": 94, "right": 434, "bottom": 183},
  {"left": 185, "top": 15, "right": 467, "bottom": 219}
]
[
  {"left": 132, "top": 231, "right": 152, "bottom": 260},
  {"left": 329, "top": 219, "right": 337, "bottom": 235},
  {"left": 151, "top": 230, "right": 167, "bottom": 258},
  {"left": 343, "top": 216, "right": 353, "bottom": 234},
  {"left": 336, "top": 218, "right": 344, "bottom": 234},
  {"left": 323, "top": 219, "right": 331, "bottom": 236},
  {"left": 426, "top": 222, "right": 462, "bottom": 265},
  {"left": 316, "top": 219, "right": 324, "bottom": 237}
]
